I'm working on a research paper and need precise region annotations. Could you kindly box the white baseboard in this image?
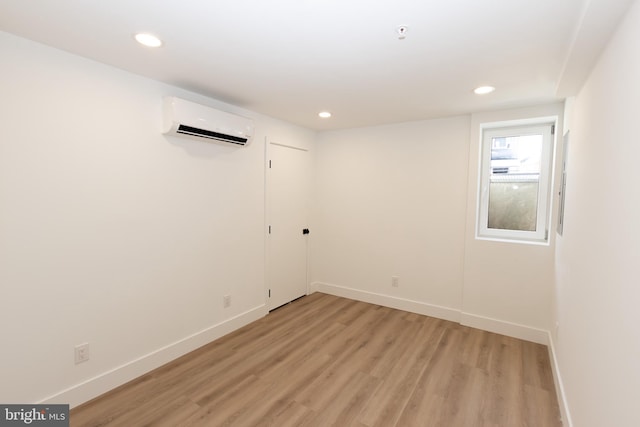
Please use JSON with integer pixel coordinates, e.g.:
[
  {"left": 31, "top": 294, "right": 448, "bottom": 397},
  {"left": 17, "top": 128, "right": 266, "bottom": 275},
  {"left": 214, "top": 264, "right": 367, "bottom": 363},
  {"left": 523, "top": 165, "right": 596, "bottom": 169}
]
[
  {"left": 314, "top": 282, "right": 551, "bottom": 346},
  {"left": 547, "top": 332, "right": 573, "bottom": 427},
  {"left": 314, "top": 282, "right": 461, "bottom": 323},
  {"left": 459, "top": 312, "right": 549, "bottom": 345},
  {"left": 40, "top": 305, "right": 267, "bottom": 408}
]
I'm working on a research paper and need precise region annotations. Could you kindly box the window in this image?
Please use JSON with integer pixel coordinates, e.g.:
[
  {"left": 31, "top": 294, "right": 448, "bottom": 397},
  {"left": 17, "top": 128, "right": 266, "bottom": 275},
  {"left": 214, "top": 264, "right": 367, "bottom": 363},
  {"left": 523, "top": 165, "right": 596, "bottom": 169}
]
[{"left": 477, "top": 121, "right": 555, "bottom": 244}]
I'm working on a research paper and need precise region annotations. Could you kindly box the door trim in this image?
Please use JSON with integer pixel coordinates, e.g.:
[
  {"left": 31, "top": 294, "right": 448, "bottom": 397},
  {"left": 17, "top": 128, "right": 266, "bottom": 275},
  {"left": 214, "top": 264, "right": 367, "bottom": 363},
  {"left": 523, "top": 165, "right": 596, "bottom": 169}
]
[{"left": 265, "top": 139, "right": 310, "bottom": 311}]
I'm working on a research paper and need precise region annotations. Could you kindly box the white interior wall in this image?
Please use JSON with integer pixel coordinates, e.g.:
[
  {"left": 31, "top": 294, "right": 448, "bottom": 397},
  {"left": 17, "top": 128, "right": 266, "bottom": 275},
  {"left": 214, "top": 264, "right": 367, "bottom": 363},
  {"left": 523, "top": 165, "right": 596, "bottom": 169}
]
[
  {"left": 311, "top": 105, "right": 561, "bottom": 343},
  {"left": 554, "top": 1, "right": 640, "bottom": 425},
  {"left": 0, "top": 31, "right": 315, "bottom": 406},
  {"left": 462, "top": 104, "right": 563, "bottom": 342},
  {"left": 312, "top": 117, "right": 470, "bottom": 320}
]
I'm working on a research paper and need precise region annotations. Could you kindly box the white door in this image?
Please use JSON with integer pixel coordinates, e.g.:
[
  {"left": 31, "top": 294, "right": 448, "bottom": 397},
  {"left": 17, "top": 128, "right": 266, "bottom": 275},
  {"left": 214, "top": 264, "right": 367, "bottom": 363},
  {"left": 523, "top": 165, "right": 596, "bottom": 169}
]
[{"left": 267, "top": 142, "right": 310, "bottom": 310}]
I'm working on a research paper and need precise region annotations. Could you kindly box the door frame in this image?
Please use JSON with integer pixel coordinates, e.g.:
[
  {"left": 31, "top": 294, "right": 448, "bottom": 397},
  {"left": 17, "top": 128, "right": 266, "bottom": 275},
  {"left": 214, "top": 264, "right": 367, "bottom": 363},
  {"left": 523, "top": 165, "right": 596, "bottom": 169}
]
[{"left": 264, "top": 138, "right": 311, "bottom": 311}]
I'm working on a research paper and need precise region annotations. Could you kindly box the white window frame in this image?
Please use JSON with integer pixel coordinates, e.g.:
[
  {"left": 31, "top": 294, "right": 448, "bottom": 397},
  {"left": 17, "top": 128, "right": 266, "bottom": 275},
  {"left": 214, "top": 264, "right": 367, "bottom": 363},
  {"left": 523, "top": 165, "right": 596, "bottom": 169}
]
[{"left": 477, "top": 119, "right": 556, "bottom": 244}]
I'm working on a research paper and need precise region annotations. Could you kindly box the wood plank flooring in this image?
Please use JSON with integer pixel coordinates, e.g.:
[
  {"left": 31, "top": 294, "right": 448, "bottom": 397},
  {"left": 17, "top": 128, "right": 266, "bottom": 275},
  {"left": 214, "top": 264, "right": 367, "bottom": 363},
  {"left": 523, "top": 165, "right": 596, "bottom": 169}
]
[{"left": 71, "top": 293, "right": 562, "bottom": 426}]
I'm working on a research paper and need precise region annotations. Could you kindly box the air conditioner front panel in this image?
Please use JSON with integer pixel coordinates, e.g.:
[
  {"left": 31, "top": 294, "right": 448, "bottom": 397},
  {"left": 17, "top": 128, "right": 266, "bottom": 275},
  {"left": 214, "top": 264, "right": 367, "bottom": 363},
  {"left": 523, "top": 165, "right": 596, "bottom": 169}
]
[{"left": 163, "top": 97, "right": 253, "bottom": 146}]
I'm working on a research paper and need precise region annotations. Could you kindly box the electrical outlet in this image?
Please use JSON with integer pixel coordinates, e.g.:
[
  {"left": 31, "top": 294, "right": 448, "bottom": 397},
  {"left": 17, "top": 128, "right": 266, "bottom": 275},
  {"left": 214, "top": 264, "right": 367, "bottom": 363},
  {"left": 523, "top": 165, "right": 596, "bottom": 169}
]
[
  {"left": 391, "top": 276, "right": 399, "bottom": 287},
  {"left": 223, "top": 295, "right": 231, "bottom": 308},
  {"left": 74, "top": 343, "right": 90, "bottom": 364}
]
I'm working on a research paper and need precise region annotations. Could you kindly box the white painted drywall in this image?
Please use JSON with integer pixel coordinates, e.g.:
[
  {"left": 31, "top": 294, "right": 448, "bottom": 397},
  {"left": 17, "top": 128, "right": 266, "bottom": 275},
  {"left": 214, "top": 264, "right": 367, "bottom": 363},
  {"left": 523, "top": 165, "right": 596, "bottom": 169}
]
[
  {"left": 312, "top": 117, "right": 471, "bottom": 316},
  {"left": 553, "top": 1, "right": 640, "bottom": 425},
  {"left": 312, "top": 105, "right": 563, "bottom": 343},
  {"left": 462, "top": 104, "right": 563, "bottom": 335},
  {"left": 0, "top": 31, "right": 315, "bottom": 405}
]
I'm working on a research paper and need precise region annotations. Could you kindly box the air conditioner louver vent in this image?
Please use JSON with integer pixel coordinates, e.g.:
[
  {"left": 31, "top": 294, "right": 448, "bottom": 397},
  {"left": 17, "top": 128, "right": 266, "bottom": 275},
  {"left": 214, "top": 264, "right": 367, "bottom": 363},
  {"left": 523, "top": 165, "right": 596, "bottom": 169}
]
[{"left": 177, "top": 124, "right": 249, "bottom": 145}]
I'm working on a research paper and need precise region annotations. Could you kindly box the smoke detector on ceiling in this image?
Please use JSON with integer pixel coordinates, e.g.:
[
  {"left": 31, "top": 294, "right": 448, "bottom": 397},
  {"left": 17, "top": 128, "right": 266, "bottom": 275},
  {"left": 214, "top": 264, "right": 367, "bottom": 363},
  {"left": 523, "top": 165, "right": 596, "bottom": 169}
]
[{"left": 397, "top": 25, "right": 408, "bottom": 40}]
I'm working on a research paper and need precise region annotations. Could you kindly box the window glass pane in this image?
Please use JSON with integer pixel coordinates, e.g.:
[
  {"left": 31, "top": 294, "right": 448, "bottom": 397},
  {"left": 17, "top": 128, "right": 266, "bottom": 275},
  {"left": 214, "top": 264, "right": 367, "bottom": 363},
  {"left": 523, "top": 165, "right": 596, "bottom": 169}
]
[{"left": 487, "top": 134, "right": 542, "bottom": 231}]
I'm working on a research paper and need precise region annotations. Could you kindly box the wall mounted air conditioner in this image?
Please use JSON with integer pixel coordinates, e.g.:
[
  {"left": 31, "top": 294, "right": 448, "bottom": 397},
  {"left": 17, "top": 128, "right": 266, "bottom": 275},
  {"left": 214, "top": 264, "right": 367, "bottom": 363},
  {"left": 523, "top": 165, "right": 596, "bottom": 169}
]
[{"left": 163, "top": 97, "right": 254, "bottom": 146}]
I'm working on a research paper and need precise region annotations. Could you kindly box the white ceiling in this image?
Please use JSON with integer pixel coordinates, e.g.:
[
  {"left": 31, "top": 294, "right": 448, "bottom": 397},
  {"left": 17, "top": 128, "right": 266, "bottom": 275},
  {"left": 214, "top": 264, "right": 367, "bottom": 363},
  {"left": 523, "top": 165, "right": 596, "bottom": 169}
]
[{"left": 0, "top": 0, "right": 634, "bottom": 130}]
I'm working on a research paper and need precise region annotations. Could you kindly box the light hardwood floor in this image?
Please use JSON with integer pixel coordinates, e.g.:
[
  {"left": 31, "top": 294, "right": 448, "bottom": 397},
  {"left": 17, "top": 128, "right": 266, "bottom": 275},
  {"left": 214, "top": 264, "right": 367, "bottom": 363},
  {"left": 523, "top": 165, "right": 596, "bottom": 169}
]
[{"left": 71, "top": 293, "right": 562, "bottom": 426}]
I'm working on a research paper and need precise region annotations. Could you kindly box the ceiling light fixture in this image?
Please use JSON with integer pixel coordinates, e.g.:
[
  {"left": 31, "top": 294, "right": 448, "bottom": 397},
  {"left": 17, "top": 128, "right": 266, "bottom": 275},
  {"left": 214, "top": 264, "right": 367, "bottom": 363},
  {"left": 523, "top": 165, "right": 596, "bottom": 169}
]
[
  {"left": 318, "top": 111, "right": 332, "bottom": 118},
  {"left": 474, "top": 86, "right": 495, "bottom": 95},
  {"left": 134, "top": 33, "right": 163, "bottom": 48}
]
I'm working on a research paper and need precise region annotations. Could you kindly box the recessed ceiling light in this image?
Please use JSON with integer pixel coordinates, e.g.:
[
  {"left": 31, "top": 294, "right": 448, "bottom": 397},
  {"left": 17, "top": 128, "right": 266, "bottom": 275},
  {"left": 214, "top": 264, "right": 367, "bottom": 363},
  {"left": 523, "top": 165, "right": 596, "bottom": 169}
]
[
  {"left": 318, "top": 111, "right": 332, "bottom": 118},
  {"left": 134, "top": 33, "right": 163, "bottom": 48},
  {"left": 474, "top": 86, "right": 495, "bottom": 95}
]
